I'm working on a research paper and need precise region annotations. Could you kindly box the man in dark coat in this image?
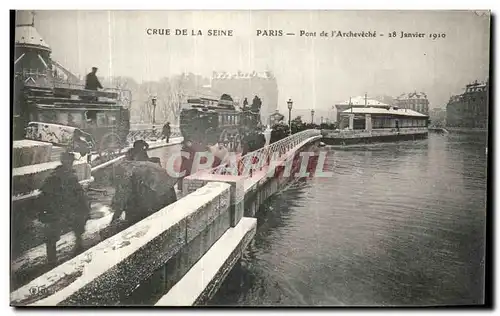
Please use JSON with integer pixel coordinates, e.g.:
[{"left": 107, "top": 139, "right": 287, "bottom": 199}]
[
  {"left": 127, "top": 139, "right": 162, "bottom": 166},
  {"left": 110, "top": 161, "right": 177, "bottom": 226},
  {"left": 243, "top": 97, "right": 249, "bottom": 109},
  {"left": 38, "top": 152, "right": 90, "bottom": 266},
  {"left": 161, "top": 122, "right": 171, "bottom": 143},
  {"left": 85, "top": 67, "right": 103, "bottom": 91},
  {"left": 251, "top": 95, "right": 262, "bottom": 112},
  {"left": 127, "top": 140, "right": 150, "bottom": 162}
]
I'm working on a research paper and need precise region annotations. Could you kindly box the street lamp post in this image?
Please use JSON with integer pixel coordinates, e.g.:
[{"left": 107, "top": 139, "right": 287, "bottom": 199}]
[
  {"left": 311, "top": 109, "right": 315, "bottom": 124},
  {"left": 287, "top": 99, "right": 293, "bottom": 135},
  {"left": 151, "top": 96, "right": 157, "bottom": 125}
]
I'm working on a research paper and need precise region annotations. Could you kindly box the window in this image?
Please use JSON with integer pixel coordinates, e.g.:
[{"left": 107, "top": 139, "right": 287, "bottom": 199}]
[
  {"left": 107, "top": 113, "right": 117, "bottom": 125},
  {"left": 68, "top": 112, "right": 83, "bottom": 127},
  {"left": 57, "top": 112, "right": 69, "bottom": 125},
  {"left": 85, "top": 111, "right": 97, "bottom": 121},
  {"left": 97, "top": 112, "right": 108, "bottom": 126},
  {"left": 39, "top": 110, "right": 57, "bottom": 123}
]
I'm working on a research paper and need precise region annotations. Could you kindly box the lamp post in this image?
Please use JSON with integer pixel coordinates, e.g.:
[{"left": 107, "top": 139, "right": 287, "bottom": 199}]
[
  {"left": 311, "top": 109, "right": 315, "bottom": 124},
  {"left": 151, "top": 96, "right": 157, "bottom": 125},
  {"left": 287, "top": 99, "right": 293, "bottom": 135}
]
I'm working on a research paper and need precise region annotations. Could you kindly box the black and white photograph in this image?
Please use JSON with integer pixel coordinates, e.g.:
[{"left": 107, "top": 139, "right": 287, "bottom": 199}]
[{"left": 8, "top": 9, "right": 490, "bottom": 307}]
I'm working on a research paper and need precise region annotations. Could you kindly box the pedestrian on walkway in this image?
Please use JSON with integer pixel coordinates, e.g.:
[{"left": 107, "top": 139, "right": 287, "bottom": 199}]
[
  {"left": 38, "top": 152, "right": 91, "bottom": 266},
  {"left": 162, "top": 122, "right": 171, "bottom": 143}
]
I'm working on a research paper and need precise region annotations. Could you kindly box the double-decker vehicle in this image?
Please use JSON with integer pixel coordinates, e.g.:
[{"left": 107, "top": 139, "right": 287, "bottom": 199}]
[
  {"left": 15, "top": 78, "right": 132, "bottom": 160},
  {"left": 178, "top": 93, "right": 265, "bottom": 176}
]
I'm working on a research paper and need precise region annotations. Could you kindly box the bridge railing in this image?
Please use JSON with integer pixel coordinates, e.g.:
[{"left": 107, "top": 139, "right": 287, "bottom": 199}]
[
  {"left": 210, "top": 129, "right": 321, "bottom": 176},
  {"left": 127, "top": 124, "right": 181, "bottom": 143}
]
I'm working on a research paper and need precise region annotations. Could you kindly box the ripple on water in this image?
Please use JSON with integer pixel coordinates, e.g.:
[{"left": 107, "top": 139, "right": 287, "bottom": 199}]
[{"left": 209, "top": 133, "right": 486, "bottom": 306}]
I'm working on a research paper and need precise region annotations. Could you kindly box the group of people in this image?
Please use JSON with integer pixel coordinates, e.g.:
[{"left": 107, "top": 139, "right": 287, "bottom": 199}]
[
  {"left": 38, "top": 136, "right": 168, "bottom": 266},
  {"left": 242, "top": 95, "right": 262, "bottom": 113},
  {"left": 34, "top": 67, "right": 178, "bottom": 266}
]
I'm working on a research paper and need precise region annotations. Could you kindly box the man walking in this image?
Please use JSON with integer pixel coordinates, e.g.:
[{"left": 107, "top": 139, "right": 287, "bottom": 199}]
[
  {"left": 38, "top": 152, "right": 91, "bottom": 266},
  {"left": 162, "top": 122, "right": 171, "bottom": 143}
]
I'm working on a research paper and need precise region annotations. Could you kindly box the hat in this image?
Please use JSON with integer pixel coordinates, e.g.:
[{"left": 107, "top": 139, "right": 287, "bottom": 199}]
[{"left": 92, "top": 67, "right": 98, "bottom": 71}]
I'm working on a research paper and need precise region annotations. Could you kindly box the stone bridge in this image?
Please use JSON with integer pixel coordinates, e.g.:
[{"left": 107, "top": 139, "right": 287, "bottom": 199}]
[{"left": 10, "top": 129, "right": 322, "bottom": 306}]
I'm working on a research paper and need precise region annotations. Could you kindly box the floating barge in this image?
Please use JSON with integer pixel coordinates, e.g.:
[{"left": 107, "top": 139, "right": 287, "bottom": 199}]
[{"left": 322, "top": 105, "right": 429, "bottom": 146}]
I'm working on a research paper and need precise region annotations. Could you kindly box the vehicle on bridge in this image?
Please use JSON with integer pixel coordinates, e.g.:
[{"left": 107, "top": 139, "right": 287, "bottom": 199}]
[
  {"left": 16, "top": 79, "right": 132, "bottom": 160},
  {"left": 178, "top": 93, "right": 266, "bottom": 180}
]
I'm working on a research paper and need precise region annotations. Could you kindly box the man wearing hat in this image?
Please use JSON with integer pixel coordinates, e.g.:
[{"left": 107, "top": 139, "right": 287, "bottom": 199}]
[
  {"left": 85, "top": 67, "right": 103, "bottom": 91},
  {"left": 38, "top": 151, "right": 91, "bottom": 266}
]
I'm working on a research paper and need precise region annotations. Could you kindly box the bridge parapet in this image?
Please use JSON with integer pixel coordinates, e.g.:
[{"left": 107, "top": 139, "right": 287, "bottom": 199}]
[{"left": 10, "top": 182, "right": 235, "bottom": 306}]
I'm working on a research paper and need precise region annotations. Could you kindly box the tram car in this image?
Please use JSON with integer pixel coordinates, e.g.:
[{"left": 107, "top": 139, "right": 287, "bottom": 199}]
[
  {"left": 16, "top": 80, "right": 131, "bottom": 159},
  {"left": 178, "top": 93, "right": 265, "bottom": 175}
]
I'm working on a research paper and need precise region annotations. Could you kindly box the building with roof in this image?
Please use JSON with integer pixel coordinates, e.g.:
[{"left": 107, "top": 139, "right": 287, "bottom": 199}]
[
  {"left": 14, "top": 12, "right": 81, "bottom": 87},
  {"left": 338, "top": 105, "right": 428, "bottom": 131},
  {"left": 334, "top": 95, "right": 388, "bottom": 123},
  {"left": 446, "top": 80, "right": 488, "bottom": 129},
  {"left": 394, "top": 91, "right": 430, "bottom": 115},
  {"left": 211, "top": 71, "right": 278, "bottom": 124},
  {"left": 323, "top": 104, "right": 429, "bottom": 145}
]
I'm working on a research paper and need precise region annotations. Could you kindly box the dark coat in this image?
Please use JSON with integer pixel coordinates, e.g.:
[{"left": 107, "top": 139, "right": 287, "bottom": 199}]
[
  {"left": 251, "top": 96, "right": 262, "bottom": 112},
  {"left": 162, "top": 124, "right": 171, "bottom": 136},
  {"left": 38, "top": 166, "right": 90, "bottom": 236},
  {"left": 85, "top": 73, "right": 103, "bottom": 90},
  {"left": 111, "top": 161, "right": 178, "bottom": 224},
  {"left": 127, "top": 147, "right": 150, "bottom": 162}
]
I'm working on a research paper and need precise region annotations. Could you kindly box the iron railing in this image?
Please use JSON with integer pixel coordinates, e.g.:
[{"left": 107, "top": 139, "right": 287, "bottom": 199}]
[
  {"left": 209, "top": 129, "right": 321, "bottom": 176},
  {"left": 127, "top": 124, "right": 181, "bottom": 143}
]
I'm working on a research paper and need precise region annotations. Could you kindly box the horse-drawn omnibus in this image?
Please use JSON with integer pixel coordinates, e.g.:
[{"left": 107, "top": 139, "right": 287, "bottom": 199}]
[
  {"left": 178, "top": 93, "right": 266, "bottom": 180},
  {"left": 16, "top": 78, "right": 131, "bottom": 160}
]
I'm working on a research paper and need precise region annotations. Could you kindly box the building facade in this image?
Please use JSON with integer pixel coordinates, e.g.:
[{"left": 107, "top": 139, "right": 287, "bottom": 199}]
[
  {"left": 446, "top": 80, "right": 489, "bottom": 129},
  {"left": 211, "top": 71, "right": 278, "bottom": 124},
  {"left": 334, "top": 96, "right": 388, "bottom": 123},
  {"left": 339, "top": 106, "right": 429, "bottom": 131},
  {"left": 394, "top": 92, "right": 430, "bottom": 115}
]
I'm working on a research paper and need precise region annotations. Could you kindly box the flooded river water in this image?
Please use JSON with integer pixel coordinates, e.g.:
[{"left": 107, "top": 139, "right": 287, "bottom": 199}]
[{"left": 210, "top": 132, "right": 487, "bottom": 306}]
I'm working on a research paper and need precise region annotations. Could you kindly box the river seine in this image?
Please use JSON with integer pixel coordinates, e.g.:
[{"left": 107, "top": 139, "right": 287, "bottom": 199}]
[{"left": 209, "top": 132, "right": 487, "bottom": 306}]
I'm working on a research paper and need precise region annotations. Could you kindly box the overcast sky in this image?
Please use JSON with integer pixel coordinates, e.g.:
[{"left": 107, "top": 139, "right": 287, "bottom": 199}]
[{"left": 17, "top": 10, "right": 490, "bottom": 111}]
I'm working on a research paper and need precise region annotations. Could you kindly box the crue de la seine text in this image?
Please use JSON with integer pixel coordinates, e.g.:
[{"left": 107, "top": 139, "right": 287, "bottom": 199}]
[{"left": 146, "top": 28, "right": 234, "bottom": 36}]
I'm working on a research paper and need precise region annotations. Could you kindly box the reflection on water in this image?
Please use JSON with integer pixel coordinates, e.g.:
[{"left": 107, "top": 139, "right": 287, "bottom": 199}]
[{"left": 210, "top": 133, "right": 487, "bottom": 306}]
